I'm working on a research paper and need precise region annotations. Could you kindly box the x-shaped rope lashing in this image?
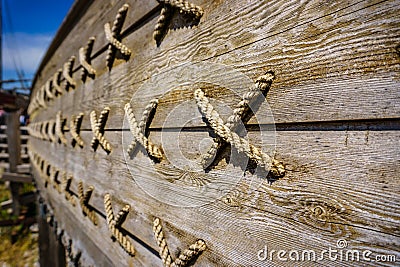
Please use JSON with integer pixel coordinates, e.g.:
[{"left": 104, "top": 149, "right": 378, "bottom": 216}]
[
  {"left": 56, "top": 111, "right": 68, "bottom": 145},
  {"left": 35, "top": 86, "right": 47, "bottom": 109},
  {"left": 104, "top": 4, "right": 131, "bottom": 70},
  {"left": 40, "top": 121, "right": 49, "bottom": 141},
  {"left": 42, "top": 160, "right": 51, "bottom": 187},
  {"left": 79, "top": 37, "right": 96, "bottom": 82},
  {"left": 50, "top": 166, "right": 62, "bottom": 193},
  {"left": 52, "top": 69, "right": 64, "bottom": 96},
  {"left": 44, "top": 80, "right": 54, "bottom": 100},
  {"left": 47, "top": 120, "right": 58, "bottom": 143},
  {"left": 63, "top": 56, "right": 76, "bottom": 91},
  {"left": 199, "top": 72, "right": 275, "bottom": 168},
  {"left": 78, "top": 181, "right": 98, "bottom": 225},
  {"left": 153, "top": 218, "right": 206, "bottom": 267},
  {"left": 66, "top": 239, "right": 82, "bottom": 266},
  {"left": 70, "top": 113, "right": 85, "bottom": 148},
  {"left": 124, "top": 101, "right": 163, "bottom": 161},
  {"left": 90, "top": 107, "right": 112, "bottom": 154},
  {"left": 194, "top": 80, "right": 286, "bottom": 178},
  {"left": 154, "top": 0, "right": 204, "bottom": 46},
  {"left": 62, "top": 173, "right": 76, "bottom": 206},
  {"left": 104, "top": 194, "right": 135, "bottom": 256}
]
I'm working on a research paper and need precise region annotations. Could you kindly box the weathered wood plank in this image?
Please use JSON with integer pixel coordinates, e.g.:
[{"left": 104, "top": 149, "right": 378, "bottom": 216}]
[
  {"left": 0, "top": 199, "right": 13, "bottom": 209},
  {"left": 0, "top": 172, "right": 32, "bottom": 183},
  {"left": 0, "top": 192, "right": 36, "bottom": 209},
  {"left": 5, "top": 113, "right": 24, "bottom": 161},
  {"left": 31, "top": 0, "right": 400, "bottom": 125},
  {"left": 0, "top": 217, "right": 36, "bottom": 227},
  {"left": 0, "top": 163, "right": 31, "bottom": 172},
  {"left": 27, "top": 0, "right": 400, "bottom": 265},
  {"left": 32, "top": 166, "right": 163, "bottom": 267},
  {"left": 38, "top": 206, "right": 66, "bottom": 267},
  {"left": 32, "top": 0, "right": 159, "bottom": 100},
  {"left": 0, "top": 153, "right": 29, "bottom": 159},
  {"left": 0, "top": 125, "right": 29, "bottom": 131},
  {"left": 0, "top": 143, "right": 28, "bottom": 148},
  {"left": 17, "top": 164, "right": 31, "bottom": 174},
  {"left": 29, "top": 128, "right": 400, "bottom": 266},
  {"left": 1, "top": 134, "right": 29, "bottom": 140},
  {"left": 6, "top": 112, "right": 22, "bottom": 216}
]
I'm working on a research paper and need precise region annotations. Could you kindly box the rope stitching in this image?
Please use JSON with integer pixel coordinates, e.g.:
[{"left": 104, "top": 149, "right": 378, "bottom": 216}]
[
  {"left": 124, "top": 101, "right": 163, "bottom": 161},
  {"left": 90, "top": 107, "right": 112, "bottom": 154},
  {"left": 105, "top": 4, "right": 131, "bottom": 70},
  {"left": 70, "top": 113, "right": 85, "bottom": 148},
  {"left": 194, "top": 87, "right": 285, "bottom": 178},
  {"left": 56, "top": 111, "right": 68, "bottom": 145},
  {"left": 104, "top": 193, "right": 135, "bottom": 256},
  {"left": 63, "top": 56, "right": 77, "bottom": 91},
  {"left": 77, "top": 181, "right": 98, "bottom": 225},
  {"left": 79, "top": 37, "right": 97, "bottom": 81},
  {"left": 153, "top": 217, "right": 206, "bottom": 267}
]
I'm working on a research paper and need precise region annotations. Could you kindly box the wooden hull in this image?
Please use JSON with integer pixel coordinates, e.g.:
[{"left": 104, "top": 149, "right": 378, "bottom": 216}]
[{"left": 27, "top": 0, "right": 400, "bottom": 266}]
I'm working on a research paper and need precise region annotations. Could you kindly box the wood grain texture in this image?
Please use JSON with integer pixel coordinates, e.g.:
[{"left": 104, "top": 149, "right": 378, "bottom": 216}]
[
  {"left": 30, "top": 0, "right": 400, "bottom": 124},
  {"left": 32, "top": 165, "right": 162, "bottom": 267},
  {"left": 31, "top": 0, "right": 158, "bottom": 102},
  {"left": 29, "top": 128, "right": 400, "bottom": 266},
  {"left": 28, "top": 0, "right": 400, "bottom": 266}
]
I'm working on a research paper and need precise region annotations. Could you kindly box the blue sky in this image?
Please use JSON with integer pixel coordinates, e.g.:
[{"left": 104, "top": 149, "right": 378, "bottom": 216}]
[{"left": 2, "top": 0, "right": 74, "bottom": 90}]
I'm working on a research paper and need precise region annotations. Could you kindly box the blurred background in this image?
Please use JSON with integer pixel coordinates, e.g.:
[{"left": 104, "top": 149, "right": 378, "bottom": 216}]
[{"left": 0, "top": 1, "right": 73, "bottom": 266}]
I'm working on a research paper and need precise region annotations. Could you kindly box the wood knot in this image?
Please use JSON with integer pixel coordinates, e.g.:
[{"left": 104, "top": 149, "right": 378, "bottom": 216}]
[
  {"left": 220, "top": 188, "right": 246, "bottom": 210},
  {"left": 267, "top": 189, "right": 349, "bottom": 236},
  {"left": 301, "top": 200, "right": 346, "bottom": 223},
  {"left": 295, "top": 198, "right": 348, "bottom": 236}
]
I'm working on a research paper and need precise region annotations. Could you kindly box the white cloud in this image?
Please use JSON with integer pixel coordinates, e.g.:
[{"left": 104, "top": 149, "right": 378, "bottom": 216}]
[{"left": 3, "top": 32, "right": 53, "bottom": 76}]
